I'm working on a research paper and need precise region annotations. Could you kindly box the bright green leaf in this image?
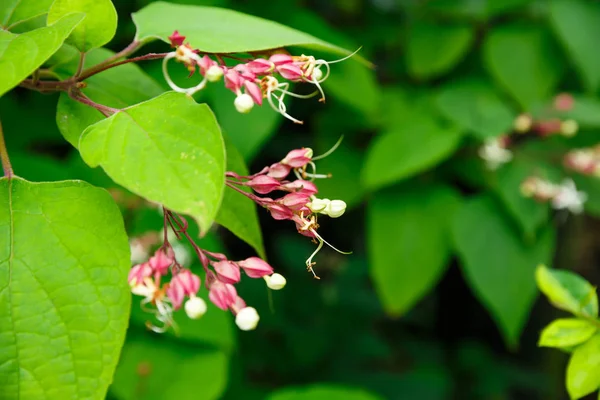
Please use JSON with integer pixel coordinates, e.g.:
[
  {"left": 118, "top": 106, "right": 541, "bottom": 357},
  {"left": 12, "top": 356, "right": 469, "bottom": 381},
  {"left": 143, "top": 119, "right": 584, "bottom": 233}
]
[
  {"left": 453, "top": 195, "right": 555, "bottom": 347},
  {"left": 215, "top": 137, "right": 265, "bottom": 257},
  {"left": 536, "top": 264, "right": 598, "bottom": 318},
  {"left": 435, "top": 78, "right": 516, "bottom": 138},
  {"left": 368, "top": 184, "right": 462, "bottom": 316},
  {"left": 111, "top": 335, "right": 229, "bottom": 400},
  {"left": 47, "top": 0, "right": 117, "bottom": 52},
  {"left": 1, "top": 0, "right": 53, "bottom": 30},
  {"left": 78, "top": 92, "right": 226, "bottom": 234},
  {"left": 362, "top": 116, "right": 463, "bottom": 191},
  {"left": 267, "top": 384, "right": 384, "bottom": 400},
  {"left": 539, "top": 318, "right": 597, "bottom": 348},
  {"left": 132, "top": 1, "right": 354, "bottom": 56},
  {"left": 549, "top": 0, "right": 600, "bottom": 92},
  {"left": 567, "top": 334, "right": 600, "bottom": 399},
  {"left": 0, "top": 13, "right": 84, "bottom": 97},
  {"left": 483, "top": 24, "right": 565, "bottom": 109},
  {"left": 407, "top": 22, "right": 474, "bottom": 80},
  {"left": 55, "top": 47, "right": 163, "bottom": 147},
  {"left": 0, "top": 177, "right": 130, "bottom": 399}
]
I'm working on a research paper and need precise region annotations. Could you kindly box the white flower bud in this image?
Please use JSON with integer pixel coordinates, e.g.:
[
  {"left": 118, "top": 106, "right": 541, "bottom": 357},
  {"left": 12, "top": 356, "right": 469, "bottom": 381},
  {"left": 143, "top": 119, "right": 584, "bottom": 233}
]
[
  {"left": 265, "top": 273, "right": 286, "bottom": 290},
  {"left": 561, "top": 119, "right": 578, "bottom": 137},
  {"left": 324, "top": 199, "right": 347, "bottom": 218},
  {"left": 235, "top": 307, "right": 260, "bottom": 331},
  {"left": 205, "top": 65, "right": 223, "bottom": 82},
  {"left": 234, "top": 93, "right": 254, "bottom": 114},
  {"left": 184, "top": 296, "right": 207, "bottom": 319},
  {"left": 312, "top": 67, "right": 324, "bottom": 81},
  {"left": 308, "top": 197, "right": 330, "bottom": 213}
]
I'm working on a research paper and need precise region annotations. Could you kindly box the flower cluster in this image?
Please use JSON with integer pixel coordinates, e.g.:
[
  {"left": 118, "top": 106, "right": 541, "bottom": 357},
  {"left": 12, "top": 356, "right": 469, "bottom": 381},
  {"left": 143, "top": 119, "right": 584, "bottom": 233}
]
[
  {"left": 564, "top": 145, "right": 600, "bottom": 177},
  {"left": 513, "top": 93, "right": 578, "bottom": 137},
  {"left": 520, "top": 177, "right": 587, "bottom": 214},
  {"left": 128, "top": 209, "right": 286, "bottom": 332},
  {"left": 162, "top": 30, "right": 357, "bottom": 124},
  {"left": 478, "top": 135, "right": 513, "bottom": 170},
  {"left": 226, "top": 143, "right": 349, "bottom": 278}
]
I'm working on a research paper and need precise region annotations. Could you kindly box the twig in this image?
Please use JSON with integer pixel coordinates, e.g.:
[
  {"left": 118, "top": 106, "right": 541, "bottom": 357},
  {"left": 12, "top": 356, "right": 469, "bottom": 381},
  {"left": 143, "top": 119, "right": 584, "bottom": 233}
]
[{"left": 0, "top": 119, "right": 13, "bottom": 178}]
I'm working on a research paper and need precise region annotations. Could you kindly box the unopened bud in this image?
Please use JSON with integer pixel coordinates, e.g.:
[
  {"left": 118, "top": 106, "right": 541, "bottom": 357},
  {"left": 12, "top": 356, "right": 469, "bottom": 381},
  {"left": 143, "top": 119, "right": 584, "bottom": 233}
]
[
  {"left": 234, "top": 93, "right": 254, "bottom": 113},
  {"left": 205, "top": 65, "right": 223, "bottom": 82},
  {"left": 324, "top": 199, "right": 347, "bottom": 218},
  {"left": 184, "top": 296, "right": 207, "bottom": 319},
  {"left": 311, "top": 67, "right": 324, "bottom": 81},
  {"left": 246, "top": 175, "right": 281, "bottom": 194},
  {"left": 560, "top": 119, "right": 578, "bottom": 137},
  {"left": 265, "top": 273, "right": 286, "bottom": 290},
  {"left": 235, "top": 307, "right": 260, "bottom": 331},
  {"left": 238, "top": 257, "right": 274, "bottom": 278},
  {"left": 513, "top": 113, "right": 532, "bottom": 133},
  {"left": 212, "top": 260, "right": 241, "bottom": 284},
  {"left": 308, "top": 198, "right": 330, "bottom": 213}
]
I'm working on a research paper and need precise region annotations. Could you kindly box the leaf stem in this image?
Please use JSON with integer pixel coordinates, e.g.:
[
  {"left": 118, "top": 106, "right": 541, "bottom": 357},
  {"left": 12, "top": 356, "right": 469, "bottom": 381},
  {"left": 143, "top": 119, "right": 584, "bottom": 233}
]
[
  {"left": 0, "top": 119, "right": 13, "bottom": 179},
  {"left": 68, "top": 90, "right": 119, "bottom": 117},
  {"left": 77, "top": 52, "right": 170, "bottom": 81},
  {"left": 74, "top": 52, "right": 86, "bottom": 78}
]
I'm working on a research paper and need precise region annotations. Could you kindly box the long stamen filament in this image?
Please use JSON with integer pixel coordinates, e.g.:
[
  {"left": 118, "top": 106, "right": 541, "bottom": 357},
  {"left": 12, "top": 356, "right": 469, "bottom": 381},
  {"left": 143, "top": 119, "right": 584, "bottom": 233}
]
[{"left": 162, "top": 52, "right": 207, "bottom": 95}]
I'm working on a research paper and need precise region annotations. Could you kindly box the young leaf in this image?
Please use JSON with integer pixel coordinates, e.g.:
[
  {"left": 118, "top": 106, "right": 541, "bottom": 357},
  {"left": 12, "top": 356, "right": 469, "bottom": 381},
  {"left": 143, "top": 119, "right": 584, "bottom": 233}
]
[
  {"left": 54, "top": 47, "right": 163, "bottom": 147},
  {"left": 407, "top": 22, "right": 474, "bottom": 80},
  {"left": 267, "top": 384, "right": 384, "bottom": 400},
  {"left": 111, "top": 336, "right": 229, "bottom": 400},
  {"left": 549, "top": 0, "right": 600, "bottom": 92},
  {"left": 452, "top": 195, "right": 555, "bottom": 347},
  {"left": 132, "top": 2, "right": 353, "bottom": 56},
  {"left": 539, "top": 318, "right": 597, "bottom": 348},
  {"left": 47, "top": 0, "right": 117, "bottom": 52},
  {"left": 1, "top": 0, "right": 53, "bottom": 30},
  {"left": 0, "top": 177, "right": 130, "bottom": 399},
  {"left": 362, "top": 115, "right": 463, "bottom": 191},
  {"left": 215, "top": 138, "right": 265, "bottom": 257},
  {"left": 567, "top": 334, "right": 600, "bottom": 400},
  {"left": 536, "top": 264, "right": 598, "bottom": 318},
  {"left": 78, "top": 92, "right": 226, "bottom": 235},
  {"left": 0, "top": 13, "right": 84, "bottom": 97},
  {"left": 368, "top": 184, "right": 462, "bottom": 316},
  {"left": 483, "top": 24, "right": 564, "bottom": 109},
  {"left": 434, "top": 77, "right": 516, "bottom": 139}
]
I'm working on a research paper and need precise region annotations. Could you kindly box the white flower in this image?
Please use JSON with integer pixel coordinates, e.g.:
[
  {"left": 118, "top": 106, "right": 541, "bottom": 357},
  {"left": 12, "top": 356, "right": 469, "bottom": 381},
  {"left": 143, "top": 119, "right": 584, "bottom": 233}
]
[
  {"left": 205, "top": 65, "right": 223, "bottom": 82},
  {"left": 479, "top": 137, "right": 512, "bottom": 170},
  {"left": 235, "top": 307, "right": 260, "bottom": 331},
  {"left": 184, "top": 296, "right": 207, "bottom": 319},
  {"left": 234, "top": 93, "right": 254, "bottom": 113},
  {"left": 264, "top": 273, "right": 286, "bottom": 290},
  {"left": 552, "top": 179, "right": 587, "bottom": 214},
  {"left": 324, "top": 199, "right": 346, "bottom": 218}
]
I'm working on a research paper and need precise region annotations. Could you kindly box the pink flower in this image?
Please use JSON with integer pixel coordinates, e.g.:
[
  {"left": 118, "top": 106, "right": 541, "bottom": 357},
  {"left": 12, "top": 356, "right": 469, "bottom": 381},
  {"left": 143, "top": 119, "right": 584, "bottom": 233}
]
[
  {"left": 280, "top": 192, "right": 310, "bottom": 211},
  {"left": 128, "top": 262, "right": 153, "bottom": 286},
  {"left": 198, "top": 55, "right": 217, "bottom": 75},
  {"left": 267, "top": 203, "right": 294, "bottom": 220},
  {"left": 238, "top": 257, "right": 274, "bottom": 278},
  {"left": 269, "top": 54, "right": 294, "bottom": 66},
  {"left": 209, "top": 281, "right": 238, "bottom": 310},
  {"left": 224, "top": 69, "right": 243, "bottom": 93},
  {"left": 282, "top": 180, "right": 318, "bottom": 196},
  {"left": 244, "top": 81, "right": 263, "bottom": 105},
  {"left": 554, "top": 93, "right": 575, "bottom": 111},
  {"left": 167, "top": 269, "right": 201, "bottom": 309},
  {"left": 282, "top": 148, "right": 313, "bottom": 168},
  {"left": 212, "top": 260, "right": 241, "bottom": 284},
  {"left": 277, "top": 63, "right": 304, "bottom": 81},
  {"left": 267, "top": 163, "right": 291, "bottom": 179},
  {"left": 148, "top": 249, "right": 173, "bottom": 276},
  {"left": 246, "top": 175, "right": 281, "bottom": 194},
  {"left": 168, "top": 30, "right": 186, "bottom": 47},
  {"left": 246, "top": 58, "right": 274, "bottom": 75}
]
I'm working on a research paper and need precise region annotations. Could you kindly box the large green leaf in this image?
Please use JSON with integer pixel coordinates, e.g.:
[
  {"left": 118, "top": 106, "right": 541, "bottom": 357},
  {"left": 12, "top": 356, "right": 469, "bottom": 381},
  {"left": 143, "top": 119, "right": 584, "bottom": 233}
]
[
  {"left": 54, "top": 47, "right": 163, "bottom": 147},
  {"left": 452, "top": 195, "right": 555, "bottom": 347},
  {"left": 362, "top": 116, "right": 463, "bottom": 191},
  {"left": 368, "top": 184, "right": 461, "bottom": 316},
  {"left": 215, "top": 137, "right": 265, "bottom": 257},
  {"left": 0, "top": 13, "right": 84, "bottom": 97},
  {"left": 538, "top": 318, "right": 597, "bottom": 349},
  {"left": 0, "top": 177, "right": 130, "bottom": 399},
  {"left": 110, "top": 335, "right": 229, "bottom": 400},
  {"left": 434, "top": 78, "right": 516, "bottom": 139},
  {"left": 78, "top": 92, "right": 226, "bottom": 234},
  {"left": 567, "top": 334, "right": 600, "bottom": 399},
  {"left": 406, "top": 22, "right": 474, "bottom": 80},
  {"left": 0, "top": 0, "right": 53, "bottom": 30},
  {"left": 483, "top": 24, "right": 564, "bottom": 109},
  {"left": 132, "top": 2, "right": 352, "bottom": 56},
  {"left": 536, "top": 265, "right": 598, "bottom": 318},
  {"left": 47, "top": 0, "right": 117, "bottom": 52},
  {"left": 267, "top": 385, "right": 383, "bottom": 400},
  {"left": 549, "top": 0, "right": 600, "bottom": 92},
  {"left": 427, "top": 0, "right": 533, "bottom": 20}
]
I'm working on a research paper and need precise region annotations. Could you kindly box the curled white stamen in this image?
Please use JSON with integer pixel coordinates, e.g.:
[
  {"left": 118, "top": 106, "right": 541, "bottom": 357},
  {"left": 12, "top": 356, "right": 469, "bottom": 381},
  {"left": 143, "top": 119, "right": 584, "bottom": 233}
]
[
  {"left": 312, "top": 135, "right": 344, "bottom": 161},
  {"left": 162, "top": 52, "right": 207, "bottom": 96}
]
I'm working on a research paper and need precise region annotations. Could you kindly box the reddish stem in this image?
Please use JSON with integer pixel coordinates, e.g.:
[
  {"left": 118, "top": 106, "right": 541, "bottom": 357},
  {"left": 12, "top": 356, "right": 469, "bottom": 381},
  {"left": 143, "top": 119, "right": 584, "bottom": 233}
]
[{"left": 0, "top": 119, "right": 13, "bottom": 178}]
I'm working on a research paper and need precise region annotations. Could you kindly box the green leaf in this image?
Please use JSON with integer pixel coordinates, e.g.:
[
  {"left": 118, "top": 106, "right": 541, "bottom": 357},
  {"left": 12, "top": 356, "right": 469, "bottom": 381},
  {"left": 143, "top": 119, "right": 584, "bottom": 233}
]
[
  {"left": 111, "top": 335, "right": 229, "bottom": 400},
  {"left": 562, "top": 96, "right": 600, "bottom": 129},
  {"left": 267, "top": 385, "right": 384, "bottom": 400},
  {"left": 132, "top": 2, "right": 354, "bottom": 56},
  {"left": 539, "top": 318, "right": 597, "bottom": 348},
  {"left": 78, "top": 92, "right": 226, "bottom": 234},
  {"left": 567, "top": 334, "right": 600, "bottom": 399},
  {"left": 1, "top": 0, "right": 53, "bottom": 30},
  {"left": 483, "top": 24, "right": 565, "bottom": 109},
  {"left": 47, "top": 0, "right": 117, "bottom": 52},
  {"left": 0, "top": 177, "right": 130, "bottom": 399},
  {"left": 215, "top": 137, "right": 265, "bottom": 257},
  {"left": 406, "top": 22, "right": 474, "bottom": 80},
  {"left": 427, "top": 0, "right": 533, "bottom": 20},
  {"left": 573, "top": 174, "right": 600, "bottom": 218},
  {"left": 368, "top": 184, "right": 462, "bottom": 316},
  {"left": 362, "top": 115, "right": 463, "bottom": 191},
  {"left": 536, "top": 264, "right": 598, "bottom": 318},
  {"left": 55, "top": 47, "right": 163, "bottom": 147},
  {"left": 453, "top": 195, "right": 555, "bottom": 347},
  {"left": 434, "top": 78, "right": 516, "bottom": 139},
  {"left": 0, "top": 13, "right": 84, "bottom": 97},
  {"left": 549, "top": 0, "right": 600, "bottom": 92}
]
